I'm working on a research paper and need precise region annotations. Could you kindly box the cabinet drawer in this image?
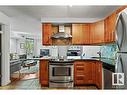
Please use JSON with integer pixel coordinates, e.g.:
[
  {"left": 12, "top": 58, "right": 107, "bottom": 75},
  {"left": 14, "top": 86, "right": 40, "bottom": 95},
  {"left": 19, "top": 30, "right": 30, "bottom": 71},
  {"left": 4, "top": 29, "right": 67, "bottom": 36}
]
[
  {"left": 76, "top": 75, "right": 85, "bottom": 80},
  {"left": 76, "top": 67, "right": 84, "bottom": 71},
  {"left": 75, "top": 80, "right": 84, "bottom": 84},
  {"left": 76, "top": 70, "right": 84, "bottom": 74},
  {"left": 75, "top": 63, "right": 84, "bottom": 66}
]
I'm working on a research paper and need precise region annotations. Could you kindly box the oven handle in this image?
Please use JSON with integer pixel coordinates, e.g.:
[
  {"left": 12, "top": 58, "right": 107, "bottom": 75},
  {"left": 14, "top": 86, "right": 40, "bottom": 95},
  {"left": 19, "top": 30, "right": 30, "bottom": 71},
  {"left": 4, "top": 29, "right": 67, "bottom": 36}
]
[
  {"left": 50, "top": 80, "right": 73, "bottom": 83},
  {"left": 49, "top": 63, "right": 74, "bottom": 66}
]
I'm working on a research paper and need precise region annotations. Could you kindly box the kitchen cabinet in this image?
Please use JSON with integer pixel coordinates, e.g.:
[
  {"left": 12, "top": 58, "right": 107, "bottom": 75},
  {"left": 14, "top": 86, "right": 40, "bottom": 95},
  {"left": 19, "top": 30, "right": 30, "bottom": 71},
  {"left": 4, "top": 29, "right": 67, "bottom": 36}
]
[
  {"left": 95, "top": 61, "right": 102, "bottom": 89},
  {"left": 104, "top": 6, "right": 127, "bottom": 43},
  {"left": 104, "top": 12, "right": 117, "bottom": 43},
  {"left": 116, "top": 6, "right": 127, "bottom": 14},
  {"left": 83, "top": 24, "right": 90, "bottom": 44},
  {"left": 39, "top": 60, "right": 49, "bottom": 87},
  {"left": 74, "top": 61, "right": 87, "bottom": 85},
  {"left": 90, "top": 20, "right": 104, "bottom": 44},
  {"left": 42, "top": 23, "right": 52, "bottom": 45},
  {"left": 72, "top": 24, "right": 90, "bottom": 45},
  {"left": 74, "top": 60, "right": 102, "bottom": 89}
]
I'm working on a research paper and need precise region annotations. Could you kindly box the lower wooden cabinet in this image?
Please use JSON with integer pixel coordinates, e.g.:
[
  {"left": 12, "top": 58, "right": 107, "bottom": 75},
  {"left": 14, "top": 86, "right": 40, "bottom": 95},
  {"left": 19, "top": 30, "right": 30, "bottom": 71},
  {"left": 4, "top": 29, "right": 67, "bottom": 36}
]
[
  {"left": 95, "top": 61, "right": 102, "bottom": 89},
  {"left": 39, "top": 60, "right": 49, "bottom": 87},
  {"left": 74, "top": 60, "right": 102, "bottom": 89},
  {"left": 39, "top": 60, "right": 102, "bottom": 89}
]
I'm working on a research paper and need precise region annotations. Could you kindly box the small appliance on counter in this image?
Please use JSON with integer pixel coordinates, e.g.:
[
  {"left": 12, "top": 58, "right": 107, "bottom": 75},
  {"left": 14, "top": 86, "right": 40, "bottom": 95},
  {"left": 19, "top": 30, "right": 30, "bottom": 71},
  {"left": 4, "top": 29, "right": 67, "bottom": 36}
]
[
  {"left": 40, "top": 49, "right": 50, "bottom": 58},
  {"left": 67, "top": 46, "right": 82, "bottom": 59}
]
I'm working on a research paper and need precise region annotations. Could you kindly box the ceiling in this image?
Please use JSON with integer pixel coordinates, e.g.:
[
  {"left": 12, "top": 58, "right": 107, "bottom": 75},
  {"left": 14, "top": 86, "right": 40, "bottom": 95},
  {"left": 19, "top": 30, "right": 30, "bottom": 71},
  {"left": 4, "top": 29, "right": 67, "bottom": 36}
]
[{"left": 0, "top": 6, "right": 120, "bottom": 21}]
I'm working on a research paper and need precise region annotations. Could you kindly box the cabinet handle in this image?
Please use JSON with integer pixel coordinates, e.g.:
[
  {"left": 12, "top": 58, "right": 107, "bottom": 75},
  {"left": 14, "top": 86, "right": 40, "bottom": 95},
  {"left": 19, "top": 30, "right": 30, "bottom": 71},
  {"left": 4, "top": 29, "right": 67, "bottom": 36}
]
[
  {"left": 45, "top": 64, "right": 48, "bottom": 71},
  {"left": 98, "top": 65, "right": 100, "bottom": 72},
  {"left": 48, "top": 36, "right": 50, "bottom": 39}
]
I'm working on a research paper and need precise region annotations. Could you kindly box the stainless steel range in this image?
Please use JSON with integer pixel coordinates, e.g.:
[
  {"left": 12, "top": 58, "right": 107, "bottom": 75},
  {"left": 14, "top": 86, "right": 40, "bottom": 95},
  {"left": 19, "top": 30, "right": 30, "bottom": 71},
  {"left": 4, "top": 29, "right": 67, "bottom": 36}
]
[{"left": 49, "top": 59, "right": 74, "bottom": 88}]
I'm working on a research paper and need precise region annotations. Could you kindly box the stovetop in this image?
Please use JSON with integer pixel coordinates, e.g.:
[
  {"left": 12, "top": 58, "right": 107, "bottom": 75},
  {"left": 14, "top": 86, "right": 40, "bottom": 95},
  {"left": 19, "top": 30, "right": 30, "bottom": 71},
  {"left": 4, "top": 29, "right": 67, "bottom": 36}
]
[{"left": 49, "top": 59, "right": 74, "bottom": 63}]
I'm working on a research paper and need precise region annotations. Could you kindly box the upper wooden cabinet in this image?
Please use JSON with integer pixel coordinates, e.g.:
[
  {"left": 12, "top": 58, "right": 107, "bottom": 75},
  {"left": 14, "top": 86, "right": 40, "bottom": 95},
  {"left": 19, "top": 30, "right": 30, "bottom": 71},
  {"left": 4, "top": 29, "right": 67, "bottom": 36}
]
[
  {"left": 104, "top": 6, "right": 127, "bottom": 43},
  {"left": 104, "top": 12, "right": 117, "bottom": 43},
  {"left": 41, "top": 6, "right": 127, "bottom": 45},
  {"left": 116, "top": 6, "right": 127, "bottom": 14},
  {"left": 72, "top": 24, "right": 90, "bottom": 45},
  {"left": 90, "top": 20, "right": 104, "bottom": 44},
  {"left": 83, "top": 24, "right": 90, "bottom": 44},
  {"left": 42, "top": 23, "right": 52, "bottom": 45}
]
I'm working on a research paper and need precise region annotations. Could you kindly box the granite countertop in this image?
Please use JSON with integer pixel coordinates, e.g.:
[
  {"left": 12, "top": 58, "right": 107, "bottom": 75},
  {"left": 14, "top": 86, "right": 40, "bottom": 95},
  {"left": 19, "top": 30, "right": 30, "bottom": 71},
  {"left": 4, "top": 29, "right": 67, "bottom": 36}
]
[
  {"left": 41, "top": 57, "right": 115, "bottom": 72},
  {"left": 77, "top": 57, "right": 115, "bottom": 72},
  {"left": 38, "top": 57, "right": 115, "bottom": 65},
  {"left": 49, "top": 59, "right": 74, "bottom": 63}
]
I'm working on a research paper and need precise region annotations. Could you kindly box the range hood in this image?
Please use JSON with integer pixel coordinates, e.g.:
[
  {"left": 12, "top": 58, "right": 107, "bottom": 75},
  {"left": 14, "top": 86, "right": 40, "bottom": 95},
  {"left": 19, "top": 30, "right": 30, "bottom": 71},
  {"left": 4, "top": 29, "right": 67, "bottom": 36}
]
[{"left": 51, "top": 25, "right": 72, "bottom": 39}]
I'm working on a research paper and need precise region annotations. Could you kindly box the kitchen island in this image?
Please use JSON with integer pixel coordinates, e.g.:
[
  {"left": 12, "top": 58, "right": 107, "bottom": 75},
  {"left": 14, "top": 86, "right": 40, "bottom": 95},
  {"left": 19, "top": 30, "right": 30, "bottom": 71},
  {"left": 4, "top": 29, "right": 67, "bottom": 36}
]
[{"left": 39, "top": 57, "right": 115, "bottom": 89}]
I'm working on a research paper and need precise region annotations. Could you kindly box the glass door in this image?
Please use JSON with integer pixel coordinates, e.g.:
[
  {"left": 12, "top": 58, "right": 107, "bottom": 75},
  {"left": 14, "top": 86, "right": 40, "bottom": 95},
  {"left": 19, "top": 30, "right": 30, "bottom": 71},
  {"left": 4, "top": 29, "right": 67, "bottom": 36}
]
[{"left": 52, "top": 66, "right": 71, "bottom": 76}]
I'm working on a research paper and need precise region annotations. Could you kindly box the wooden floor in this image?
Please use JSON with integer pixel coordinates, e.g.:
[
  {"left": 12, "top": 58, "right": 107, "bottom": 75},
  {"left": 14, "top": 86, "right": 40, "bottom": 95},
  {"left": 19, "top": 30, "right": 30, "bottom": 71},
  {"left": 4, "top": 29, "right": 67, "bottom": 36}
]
[
  {"left": 0, "top": 73, "right": 97, "bottom": 90},
  {"left": 0, "top": 64, "right": 97, "bottom": 90}
]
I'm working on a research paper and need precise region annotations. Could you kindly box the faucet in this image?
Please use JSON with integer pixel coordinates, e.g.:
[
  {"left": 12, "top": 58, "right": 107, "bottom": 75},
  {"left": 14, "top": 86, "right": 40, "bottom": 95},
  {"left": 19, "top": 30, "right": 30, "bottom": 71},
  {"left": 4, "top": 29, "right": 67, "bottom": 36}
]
[{"left": 97, "top": 51, "right": 101, "bottom": 58}]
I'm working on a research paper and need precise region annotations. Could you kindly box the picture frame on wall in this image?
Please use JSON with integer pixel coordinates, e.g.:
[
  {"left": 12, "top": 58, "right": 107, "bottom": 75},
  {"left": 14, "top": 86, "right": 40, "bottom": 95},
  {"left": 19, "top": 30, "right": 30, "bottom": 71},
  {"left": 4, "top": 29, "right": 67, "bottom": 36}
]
[{"left": 20, "top": 43, "right": 24, "bottom": 49}]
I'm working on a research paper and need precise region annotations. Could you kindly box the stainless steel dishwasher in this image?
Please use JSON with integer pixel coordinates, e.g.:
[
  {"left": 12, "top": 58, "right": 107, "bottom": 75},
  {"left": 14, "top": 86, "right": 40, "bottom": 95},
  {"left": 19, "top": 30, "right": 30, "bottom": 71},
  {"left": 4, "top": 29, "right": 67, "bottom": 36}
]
[{"left": 103, "top": 63, "right": 115, "bottom": 89}]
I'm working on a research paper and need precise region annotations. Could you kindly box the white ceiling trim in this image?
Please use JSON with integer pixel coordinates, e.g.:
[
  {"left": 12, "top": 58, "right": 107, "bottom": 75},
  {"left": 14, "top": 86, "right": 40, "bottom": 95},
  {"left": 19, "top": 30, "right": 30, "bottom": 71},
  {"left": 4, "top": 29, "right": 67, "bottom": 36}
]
[{"left": 41, "top": 17, "right": 105, "bottom": 23}]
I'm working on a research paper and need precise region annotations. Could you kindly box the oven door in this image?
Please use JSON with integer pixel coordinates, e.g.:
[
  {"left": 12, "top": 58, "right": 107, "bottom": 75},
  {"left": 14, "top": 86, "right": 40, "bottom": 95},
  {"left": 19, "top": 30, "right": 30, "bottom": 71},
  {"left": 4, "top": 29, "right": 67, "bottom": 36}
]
[{"left": 49, "top": 64, "right": 74, "bottom": 81}]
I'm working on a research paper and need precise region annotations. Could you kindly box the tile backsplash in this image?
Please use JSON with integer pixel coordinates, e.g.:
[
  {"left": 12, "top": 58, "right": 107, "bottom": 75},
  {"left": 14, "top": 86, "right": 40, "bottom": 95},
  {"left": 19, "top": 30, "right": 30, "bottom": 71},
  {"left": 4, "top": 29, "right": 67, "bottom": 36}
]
[{"left": 100, "top": 44, "right": 117, "bottom": 59}]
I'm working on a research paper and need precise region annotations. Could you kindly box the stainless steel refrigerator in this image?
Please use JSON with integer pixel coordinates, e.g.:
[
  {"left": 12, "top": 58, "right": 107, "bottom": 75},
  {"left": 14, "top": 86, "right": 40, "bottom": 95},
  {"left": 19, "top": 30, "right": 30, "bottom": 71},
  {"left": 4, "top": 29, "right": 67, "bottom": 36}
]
[
  {"left": 0, "top": 30, "right": 1, "bottom": 86},
  {"left": 115, "top": 9, "right": 127, "bottom": 89}
]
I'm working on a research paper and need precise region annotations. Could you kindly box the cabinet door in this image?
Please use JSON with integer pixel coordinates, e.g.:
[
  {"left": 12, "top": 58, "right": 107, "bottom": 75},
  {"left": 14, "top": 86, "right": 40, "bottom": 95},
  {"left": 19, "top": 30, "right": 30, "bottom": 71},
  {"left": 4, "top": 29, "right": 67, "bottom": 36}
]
[
  {"left": 39, "top": 60, "right": 49, "bottom": 86},
  {"left": 84, "top": 62, "right": 93, "bottom": 84},
  {"left": 74, "top": 61, "right": 94, "bottom": 85},
  {"left": 90, "top": 21, "right": 104, "bottom": 44},
  {"left": 92, "top": 62, "right": 96, "bottom": 84},
  {"left": 72, "top": 24, "right": 83, "bottom": 45},
  {"left": 104, "top": 12, "right": 117, "bottom": 43},
  {"left": 83, "top": 24, "right": 90, "bottom": 44},
  {"left": 95, "top": 61, "right": 102, "bottom": 89},
  {"left": 74, "top": 61, "right": 85, "bottom": 85},
  {"left": 89, "top": 23, "right": 95, "bottom": 44},
  {"left": 72, "top": 24, "right": 90, "bottom": 45},
  {"left": 95, "top": 21, "right": 104, "bottom": 43},
  {"left": 42, "top": 23, "right": 52, "bottom": 45}
]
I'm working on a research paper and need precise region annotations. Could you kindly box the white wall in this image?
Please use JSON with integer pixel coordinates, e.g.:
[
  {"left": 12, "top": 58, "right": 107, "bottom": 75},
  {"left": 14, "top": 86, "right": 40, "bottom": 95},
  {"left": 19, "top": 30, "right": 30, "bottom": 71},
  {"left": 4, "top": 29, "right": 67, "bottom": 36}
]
[
  {"left": 11, "top": 15, "right": 41, "bottom": 36},
  {"left": 0, "top": 11, "right": 10, "bottom": 86},
  {"left": 35, "top": 39, "right": 42, "bottom": 56},
  {"left": 10, "top": 38, "right": 17, "bottom": 53},
  {"left": 17, "top": 38, "right": 26, "bottom": 55},
  {"left": 9, "top": 12, "right": 42, "bottom": 57}
]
